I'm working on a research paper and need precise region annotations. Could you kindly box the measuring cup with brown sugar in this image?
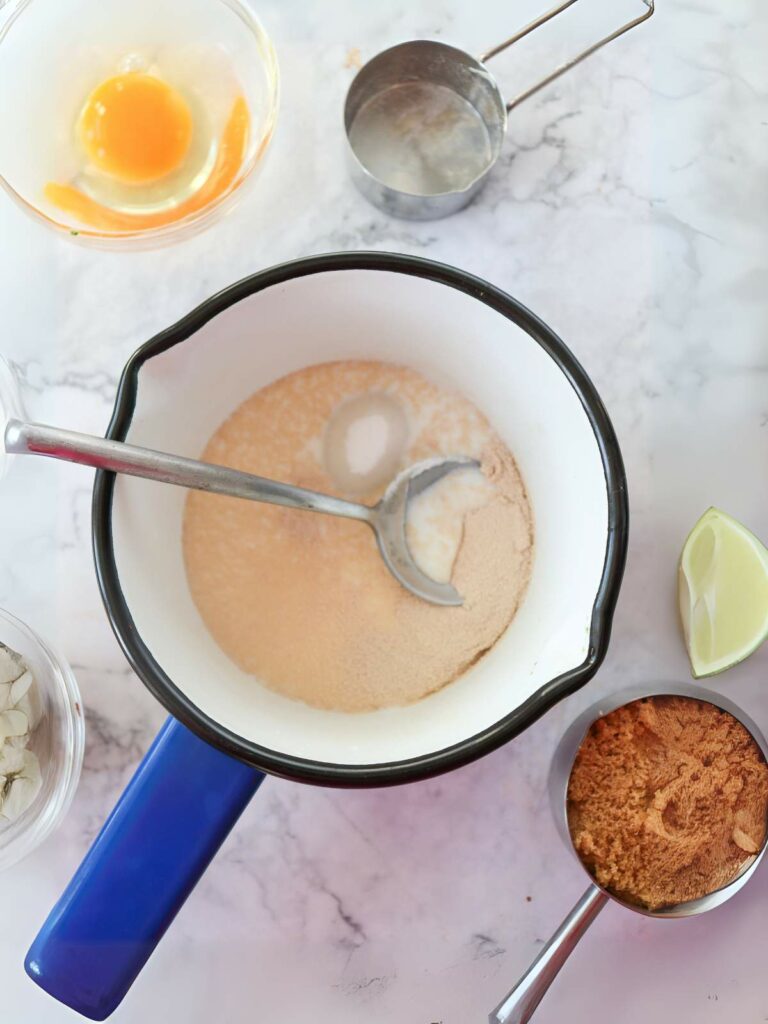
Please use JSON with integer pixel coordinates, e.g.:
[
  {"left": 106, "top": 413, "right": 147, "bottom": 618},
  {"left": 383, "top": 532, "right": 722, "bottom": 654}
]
[{"left": 489, "top": 683, "right": 768, "bottom": 1024}]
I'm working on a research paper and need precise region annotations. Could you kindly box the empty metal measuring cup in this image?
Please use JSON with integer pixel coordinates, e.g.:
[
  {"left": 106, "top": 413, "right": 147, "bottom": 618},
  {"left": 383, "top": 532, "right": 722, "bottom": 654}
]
[
  {"left": 344, "top": 0, "right": 654, "bottom": 219},
  {"left": 489, "top": 683, "right": 768, "bottom": 1024}
]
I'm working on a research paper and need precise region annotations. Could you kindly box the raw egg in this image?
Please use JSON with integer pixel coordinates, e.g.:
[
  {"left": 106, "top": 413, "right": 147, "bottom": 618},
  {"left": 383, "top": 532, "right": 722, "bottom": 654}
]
[
  {"left": 44, "top": 87, "right": 249, "bottom": 232},
  {"left": 78, "top": 73, "right": 193, "bottom": 184}
]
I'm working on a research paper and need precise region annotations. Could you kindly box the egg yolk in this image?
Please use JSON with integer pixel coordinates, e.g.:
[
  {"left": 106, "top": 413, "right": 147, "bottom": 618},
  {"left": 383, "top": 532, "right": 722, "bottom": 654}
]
[
  {"left": 44, "top": 95, "right": 250, "bottom": 233},
  {"left": 78, "top": 73, "right": 193, "bottom": 184}
]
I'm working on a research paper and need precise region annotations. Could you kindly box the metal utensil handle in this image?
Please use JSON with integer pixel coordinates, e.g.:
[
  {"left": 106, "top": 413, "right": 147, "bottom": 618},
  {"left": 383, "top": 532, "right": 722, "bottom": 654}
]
[
  {"left": 4, "top": 418, "right": 373, "bottom": 523},
  {"left": 481, "top": 0, "right": 654, "bottom": 112},
  {"left": 489, "top": 884, "right": 608, "bottom": 1024}
]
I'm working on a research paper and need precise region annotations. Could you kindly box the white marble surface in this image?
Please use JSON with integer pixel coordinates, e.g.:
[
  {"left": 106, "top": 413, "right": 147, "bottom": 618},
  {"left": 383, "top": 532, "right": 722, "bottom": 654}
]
[{"left": 1, "top": 0, "right": 767, "bottom": 1020}]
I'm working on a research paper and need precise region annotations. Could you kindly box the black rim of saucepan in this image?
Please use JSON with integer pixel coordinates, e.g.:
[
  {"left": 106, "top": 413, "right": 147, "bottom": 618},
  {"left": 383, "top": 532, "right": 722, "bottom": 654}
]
[{"left": 92, "top": 251, "right": 629, "bottom": 788}]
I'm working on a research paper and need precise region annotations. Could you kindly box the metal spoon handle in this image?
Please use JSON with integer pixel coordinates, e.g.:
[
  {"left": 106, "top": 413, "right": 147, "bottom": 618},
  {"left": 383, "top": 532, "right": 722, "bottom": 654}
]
[
  {"left": 489, "top": 885, "right": 607, "bottom": 1024},
  {"left": 4, "top": 419, "right": 373, "bottom": 523}
]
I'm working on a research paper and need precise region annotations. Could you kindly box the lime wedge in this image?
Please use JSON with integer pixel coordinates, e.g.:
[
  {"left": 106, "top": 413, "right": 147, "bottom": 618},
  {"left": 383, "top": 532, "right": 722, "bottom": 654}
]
[{"left": 679, "top": 507, "right": 768, "bottom": 678}]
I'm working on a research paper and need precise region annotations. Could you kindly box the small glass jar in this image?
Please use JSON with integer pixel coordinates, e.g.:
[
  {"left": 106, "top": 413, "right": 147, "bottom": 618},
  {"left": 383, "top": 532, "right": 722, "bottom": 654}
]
[
  {"left": 0, "top": 607, "right": 85, "bottom": 870},
  {"left": 0, "top": 354, "right": 22, "bottom": 484}
]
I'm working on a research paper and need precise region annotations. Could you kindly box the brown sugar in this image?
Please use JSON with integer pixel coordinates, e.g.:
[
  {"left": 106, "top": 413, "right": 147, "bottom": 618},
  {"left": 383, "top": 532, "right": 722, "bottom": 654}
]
[{"left": 567, "top": 696, "right": 768, "bottom": 911}]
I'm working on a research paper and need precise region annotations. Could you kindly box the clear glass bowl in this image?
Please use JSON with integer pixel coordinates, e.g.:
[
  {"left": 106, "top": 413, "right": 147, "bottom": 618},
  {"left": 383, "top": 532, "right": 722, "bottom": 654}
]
[
  {"left": 0, "top": 607, "right": 85, "bottom": 870},
  {"left": 0, "top": 0, "right": 278, "bottom": 248},
  {"left": 0, "top": 354, "right": 23, "bottom": 484}
]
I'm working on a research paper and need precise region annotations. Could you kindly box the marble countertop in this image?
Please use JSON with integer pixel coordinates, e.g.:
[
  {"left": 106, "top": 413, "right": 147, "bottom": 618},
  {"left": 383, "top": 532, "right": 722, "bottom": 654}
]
[{"left": 1, "top": 0, "right": 767, "bottom": 1020}]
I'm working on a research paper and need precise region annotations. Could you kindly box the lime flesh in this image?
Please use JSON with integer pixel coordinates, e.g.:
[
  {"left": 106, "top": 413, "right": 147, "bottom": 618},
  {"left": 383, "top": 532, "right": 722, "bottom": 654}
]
[{"left": 679, "top": 507, "right": 768, "bottom": 678}]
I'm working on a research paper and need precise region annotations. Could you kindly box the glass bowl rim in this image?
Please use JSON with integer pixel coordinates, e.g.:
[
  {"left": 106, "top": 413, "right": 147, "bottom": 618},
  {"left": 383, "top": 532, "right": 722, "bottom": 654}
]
[{"left": 0, "top": 0, "right": 280, "bottom": 246}]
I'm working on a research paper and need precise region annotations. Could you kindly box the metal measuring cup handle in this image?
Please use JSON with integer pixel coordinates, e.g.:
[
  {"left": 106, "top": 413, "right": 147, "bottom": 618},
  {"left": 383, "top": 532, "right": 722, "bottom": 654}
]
[
  {"left": 489, "top": 884, "right": 608, "bottom": 1024},
  {"left": 481, "top": 0, "right": 655, "bottom": 112}
]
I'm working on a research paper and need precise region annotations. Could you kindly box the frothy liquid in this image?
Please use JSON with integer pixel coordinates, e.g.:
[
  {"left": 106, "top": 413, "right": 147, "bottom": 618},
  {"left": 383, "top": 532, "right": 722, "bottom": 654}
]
[
  {"left": 183, "top": 360, "right": 533, "bottom": 712},
  {"left": 348, "top": 82, "right": 493, "bottom": 195}
]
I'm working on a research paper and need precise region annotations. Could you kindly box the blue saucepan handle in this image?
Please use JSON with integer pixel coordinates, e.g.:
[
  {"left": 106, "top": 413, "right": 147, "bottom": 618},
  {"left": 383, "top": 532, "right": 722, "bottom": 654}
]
[{"left": 25, "top": 716, "right": 265, "bottom": 1020}]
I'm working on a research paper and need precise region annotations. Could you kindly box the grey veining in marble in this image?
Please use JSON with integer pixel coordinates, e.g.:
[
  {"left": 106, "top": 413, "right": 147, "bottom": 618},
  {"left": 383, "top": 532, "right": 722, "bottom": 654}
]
[{"left": 1, "top": 0, "right": 767, "bottom": 1021}]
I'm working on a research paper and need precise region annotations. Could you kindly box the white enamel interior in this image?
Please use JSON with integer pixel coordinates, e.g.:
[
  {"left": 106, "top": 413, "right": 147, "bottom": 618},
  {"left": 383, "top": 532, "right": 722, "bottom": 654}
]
[{"left": 111, "top": 268, "right": 609, "bottom": 765}]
